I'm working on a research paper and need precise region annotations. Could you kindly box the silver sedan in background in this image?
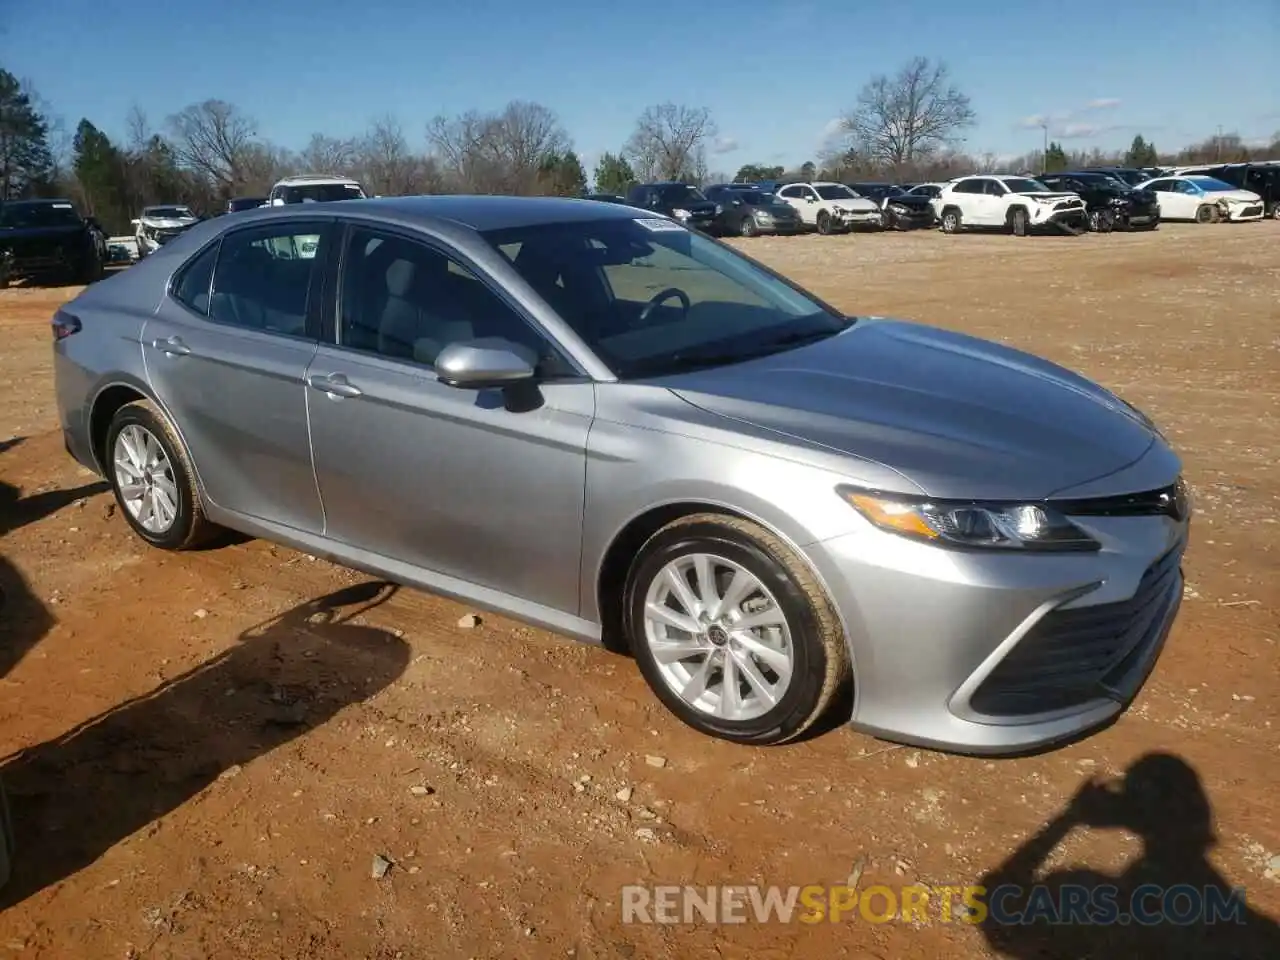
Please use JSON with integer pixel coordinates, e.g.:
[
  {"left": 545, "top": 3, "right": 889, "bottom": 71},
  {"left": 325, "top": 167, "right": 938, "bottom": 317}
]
[{"left": 51, "top": 196, "right": 1190, "bottom": 753}]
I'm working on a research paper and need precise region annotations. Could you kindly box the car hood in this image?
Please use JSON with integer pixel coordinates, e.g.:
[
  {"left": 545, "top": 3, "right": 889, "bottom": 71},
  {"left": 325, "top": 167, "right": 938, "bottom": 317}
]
[
  {"left": 885, "top": 194, "right": 931, "bottom": 207},
  {"left": 1017, "top": 191, "right": 1080, "bottom": 202},
  {"left": 663, "top": 318, "right": 1160, "bottom": 501},
  {"left": 0, "top": 224, "right": 85, "bottom": 242},
  {"left": 832, "top": 198, "right": 880, "bottom": 213},
  {"left": 1206, "top": 189, "right": 1262, "bottom": 203},
  {"left": 139, "top": 216, "right": 198, "bottom": 229}
]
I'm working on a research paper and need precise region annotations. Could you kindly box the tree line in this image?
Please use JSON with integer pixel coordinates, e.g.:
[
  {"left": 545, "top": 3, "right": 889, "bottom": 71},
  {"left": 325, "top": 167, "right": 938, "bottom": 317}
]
[{"left": 2, "top": 59, "right": 1276, "bottom": 235}]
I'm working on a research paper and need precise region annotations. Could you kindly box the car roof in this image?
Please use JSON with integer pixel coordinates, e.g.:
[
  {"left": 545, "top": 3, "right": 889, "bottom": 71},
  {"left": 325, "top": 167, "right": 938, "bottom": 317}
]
[
  {"left": 276, "top": 174, "right": 361, "bottom": 185},
  {"left": 217, "top": 195, "right": 645, "bottom": 232},
  {"left": 3, "top": 198, "right": 74, "bottom": 206}
]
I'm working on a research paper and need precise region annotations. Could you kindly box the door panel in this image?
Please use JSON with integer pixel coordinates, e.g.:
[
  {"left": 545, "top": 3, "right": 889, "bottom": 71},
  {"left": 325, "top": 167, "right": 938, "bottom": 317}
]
[
  {"left": 307, "top": 350, "right": 594, "bottom": 612},
  {"left": 142, "top": 220, "right": 332, "bottom": 533}
]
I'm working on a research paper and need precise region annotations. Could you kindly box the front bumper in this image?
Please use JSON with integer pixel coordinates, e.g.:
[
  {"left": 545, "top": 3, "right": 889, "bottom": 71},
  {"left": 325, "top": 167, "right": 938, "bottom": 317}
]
[
  {"left": 884, "top": 205, "right": 935, "bottom": 228},
  {"left": 805, "top": 506, "right": 1189, "bottom": 755},
  {"left": 1034, "top": 202, "right": 1088, "bottom": 229},
  {"left": 833, "top": 210, "right": 883, "bottom": 230},
  {"left": 753, "top": 217, "right": 804, "bottom": 235},
  {"left": 1222, "top": 203, "right": 1264, "bottom": 222}
]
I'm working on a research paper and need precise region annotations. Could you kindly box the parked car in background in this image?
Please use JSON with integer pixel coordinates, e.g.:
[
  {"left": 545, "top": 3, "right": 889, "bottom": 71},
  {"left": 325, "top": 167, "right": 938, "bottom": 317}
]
[
  {"left": 703, "top": 184, "right": 804, "bottom": 236},
  {"left": 775, "top": 181, "right": 882, "bottom": 234},
  {"left": 1079, "top": 166, "right": 1154, "bottom": 188},
  {"left": 226, "top": 196, "right": 268, "bottom": 214},
  {"left": 0, "top": 198, "right": 106, "bottom": 287},
  {"left": 134, "top": 205, "right": 200, "bottom": 257},
  {"left": 1136, "top": 174, "right": 1265, "bottom": 223},
  {"left": 903, "top": 183, "right": 945, "bottom": 202},
  {"left": 845, "top": 183, "right": 936, "bottom": 230},
  {"left": 625, "top": 182, "right": 719, "bottom": 232},
  {"left": 106, "top": 235, "right": 140, "bottom": 263},
  {"left": 582, "top": 193, "right": 627, "bottom": 204},
  {"left": 1172, "top": 163, "right": 1280, "bottom": 220},
  {"left": 50, "top": 195, "right": 1189, "bottom": 754},
  {"left": 933, "top": 176, "right": 1088, "bottom": 236},
  {"left": 268, "top": 174, "right": 367, "bottom": 206},
  {"left": 1037, "top": 172, "right": 1160, "bottom": 232}
]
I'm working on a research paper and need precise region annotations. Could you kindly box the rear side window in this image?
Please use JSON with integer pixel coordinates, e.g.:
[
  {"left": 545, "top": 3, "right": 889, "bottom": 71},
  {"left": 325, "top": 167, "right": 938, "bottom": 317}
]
[
  {"left": 172, "top": 242, "right": 219, "bottom": 316},
  {"left": 208, "top": 223, "right": 330, "bottom": 337}
]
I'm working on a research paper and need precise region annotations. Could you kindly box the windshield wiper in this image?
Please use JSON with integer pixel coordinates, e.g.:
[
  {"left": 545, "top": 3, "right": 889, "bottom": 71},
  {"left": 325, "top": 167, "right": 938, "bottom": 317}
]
[{"left": 649, "top": 328, "right": 844, "bottom": 376}]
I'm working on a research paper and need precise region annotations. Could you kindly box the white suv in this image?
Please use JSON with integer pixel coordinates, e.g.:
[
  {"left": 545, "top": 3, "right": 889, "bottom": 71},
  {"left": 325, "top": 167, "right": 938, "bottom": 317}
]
[
  {"left": 932, "top": 175, "right": 1087, "bottom": 236},
  {"left": 775, "top": 181, "right": 882, "bottom": 234},
  {"left": 268, "top": 174, "right": 367, "bottom": 206}
]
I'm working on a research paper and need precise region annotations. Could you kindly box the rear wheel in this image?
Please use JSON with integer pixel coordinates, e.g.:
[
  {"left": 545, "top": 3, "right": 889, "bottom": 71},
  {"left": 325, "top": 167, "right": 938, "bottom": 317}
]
[
  {"left": 624, "top": 514, "right": 849, "bottom": 745},
  {"left": 1270, "top": 204, "right": 1280, "bottom": 221},
  {"left": 105, "top": 400, "right": 216, "bottom": 550}
]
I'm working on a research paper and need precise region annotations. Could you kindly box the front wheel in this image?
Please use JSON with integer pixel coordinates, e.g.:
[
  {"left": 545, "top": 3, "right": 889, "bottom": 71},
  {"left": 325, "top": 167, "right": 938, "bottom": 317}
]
[
  {"left": 816, "top": 211, "right": 833, "bottom": 235},
  {"left": 1089, "top": 209, "right": 1116, "bottom": 233},
  {"left": 1009, "top": 207, "right": 1029, "bottom": 237},
  {"left": 940, "top": 207, "right": 962, "bottom": 234},
  {"left": 623, "top": 514, "right": 850, "bottom": 745},
  {"left": 739, "top": 216, "right": 758, "bottom": 238},
  {"left": 105, "top": 399, "right": 217, "bottom": 550},
  {"left": 1195, "top": 203, "right": 1218, "bottom": 224}
]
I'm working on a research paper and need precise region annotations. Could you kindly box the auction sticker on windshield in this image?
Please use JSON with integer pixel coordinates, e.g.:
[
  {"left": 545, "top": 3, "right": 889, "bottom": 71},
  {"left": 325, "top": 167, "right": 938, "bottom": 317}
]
[{"left": 634, "top": 218, "right": 687, "bottom": 232}]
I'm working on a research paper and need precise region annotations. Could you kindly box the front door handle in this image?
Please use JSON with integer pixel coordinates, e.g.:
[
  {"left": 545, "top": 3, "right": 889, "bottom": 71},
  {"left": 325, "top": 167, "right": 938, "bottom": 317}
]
[
  {"left": 307, "top": 372, "right": 363, "bottom": 399},
  {"left": 150, "top": 336, "right": 190, "bottom": 356}
]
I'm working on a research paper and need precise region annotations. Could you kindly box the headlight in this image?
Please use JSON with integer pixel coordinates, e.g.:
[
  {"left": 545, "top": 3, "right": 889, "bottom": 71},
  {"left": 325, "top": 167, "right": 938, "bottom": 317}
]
[
  {"left": 672, "top": 207, "right": 691, "bottom": 218},
  {"left": 755, "top": 210, "right": 773, "bottom": 220},
  {"left": 838, "top": 488, "right": 1100, "bottom": 551}
]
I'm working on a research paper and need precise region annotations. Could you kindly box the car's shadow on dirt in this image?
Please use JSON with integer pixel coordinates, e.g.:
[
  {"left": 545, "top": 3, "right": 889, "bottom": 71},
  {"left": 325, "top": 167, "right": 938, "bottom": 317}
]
[
  {"left": 977, "top": 751, "right": 1280, "bottom": 959},
  {"left": 0, "top": 579, "right": 410, "bottom": 908}
]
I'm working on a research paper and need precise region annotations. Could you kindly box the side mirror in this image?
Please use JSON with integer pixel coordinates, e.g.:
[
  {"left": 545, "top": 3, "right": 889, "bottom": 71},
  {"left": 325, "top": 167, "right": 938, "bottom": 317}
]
[
  {"left": 435, "top": 338, "right": 537, "bottom": 389},
  {"left": 805, "top": 195, "right": 817, "bottom": 202}
]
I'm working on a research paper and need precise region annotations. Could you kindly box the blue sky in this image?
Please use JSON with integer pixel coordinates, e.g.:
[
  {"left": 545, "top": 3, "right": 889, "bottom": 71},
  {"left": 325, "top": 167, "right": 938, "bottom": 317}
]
[{"left": 5, "top": 0, "right": 1278, "bottom": 178}]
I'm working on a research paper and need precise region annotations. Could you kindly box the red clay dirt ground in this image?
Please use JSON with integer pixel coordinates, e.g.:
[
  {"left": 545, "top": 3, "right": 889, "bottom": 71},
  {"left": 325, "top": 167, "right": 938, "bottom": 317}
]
[{"left": 0, "top": 223, "right": 1277, "bottom": 959}]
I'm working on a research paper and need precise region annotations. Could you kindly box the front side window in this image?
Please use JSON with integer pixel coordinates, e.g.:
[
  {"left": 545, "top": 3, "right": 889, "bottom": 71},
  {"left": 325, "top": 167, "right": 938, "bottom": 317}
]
[
  {"left": 208, "top": 223, "right": 329, "bottom": 336},
  {"left": 338, "top": 227, "right": 573, "bottom": 374},
  {"left": 482, "top": 217, "right": 850, "bottom": 380}
]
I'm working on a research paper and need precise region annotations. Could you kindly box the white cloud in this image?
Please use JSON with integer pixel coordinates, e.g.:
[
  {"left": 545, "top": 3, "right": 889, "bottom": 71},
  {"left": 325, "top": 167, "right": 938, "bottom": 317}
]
[
  {"left": 819, "top": 117, "right": 845, "bottom": 139},
  {"left": 1017, "top": 114, "right": 1050, "bottom": 129},
  {"left": 1084, "top": 98, "right": 1121, "bottom": 111},
  {"left": 1060, "top": 123, "right": 1100, "bottom": 139},
  {"left": 1017, "top": 99, "right": 1122, "bottom": 133},
  {"left": 711, "top": 136, "right": 739, "bottom": 155}
]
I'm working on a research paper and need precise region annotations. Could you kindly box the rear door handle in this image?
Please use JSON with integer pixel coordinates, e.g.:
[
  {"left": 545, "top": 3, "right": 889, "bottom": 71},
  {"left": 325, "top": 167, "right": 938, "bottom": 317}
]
[
  {"left": 307, "top": 372, "right": 363, "bottom": 399},
  {"left": 150, "top": 336, "right": 190, "bottom": 356}
]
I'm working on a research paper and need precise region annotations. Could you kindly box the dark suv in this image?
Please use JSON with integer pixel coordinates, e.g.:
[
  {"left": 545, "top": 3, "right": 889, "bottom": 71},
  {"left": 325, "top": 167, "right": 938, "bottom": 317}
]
[
  {"left": 1037, "top": 171, "right": 1160, "bottom": 231},
  {"left": 1175, "top": 163, "right": 1280, "bottom": 220},
  {"left": 624, "top": 182, "right": 719, "bottom": 232},
  {"left": 0, "top": 199, "right": 106, "bottom": 288},
  {"left": 845, "top": 182, "right": 935, "bottom": 229}
]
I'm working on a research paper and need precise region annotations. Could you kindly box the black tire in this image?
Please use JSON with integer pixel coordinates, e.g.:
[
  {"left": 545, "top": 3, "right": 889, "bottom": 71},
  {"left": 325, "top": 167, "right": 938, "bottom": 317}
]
[
  {"left": 1270, "top": 204, "right": 1280, "bottom": 221},
  {"left": 1009, "top": 207, "right": 1029, "bottom": 237},
  {"left": 623, "top": 514, "right": 850, "bottom": 745},
  {"left": 739, "top": 216, "right": 758, "bottom": 238},
  {"left": 104, "top": 399, "right": 217, "bottom": 550},
  {"left": 815, "top": 211, "right": 832, "bottom": 235},
  {"left": 1195, "top": 204, "right": 1216, "bottom": 224},
  {"left": 940, "top": 207, "right": 962, "bottom": 234},
  {"left": 1089, "top": 209, "right": 1116, "bottom": 233}
]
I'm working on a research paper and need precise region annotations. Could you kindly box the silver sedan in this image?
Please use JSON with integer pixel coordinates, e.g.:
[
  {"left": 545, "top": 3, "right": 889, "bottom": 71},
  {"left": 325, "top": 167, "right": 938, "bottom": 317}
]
[{"left": 51, "top": 196, "right": 1190, "bottom": 753}]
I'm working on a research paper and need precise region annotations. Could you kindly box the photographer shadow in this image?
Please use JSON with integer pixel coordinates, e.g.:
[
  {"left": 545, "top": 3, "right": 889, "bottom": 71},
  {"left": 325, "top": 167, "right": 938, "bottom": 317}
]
[
  {"left": 0, "top": 580, "right": 409, "bottom": 908},
  {"left": 978, "top": 752, "right": 1280, "bottom": 959}
]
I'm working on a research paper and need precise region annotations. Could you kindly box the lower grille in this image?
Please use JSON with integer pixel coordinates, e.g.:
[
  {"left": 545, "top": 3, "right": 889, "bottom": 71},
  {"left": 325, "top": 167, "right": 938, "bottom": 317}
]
[
  {"left": 1241, "top": 206, "right": 1262, "bottom": 217},
  {"left": 970, "top": 547, "right": 1182, "bottom": 717}
]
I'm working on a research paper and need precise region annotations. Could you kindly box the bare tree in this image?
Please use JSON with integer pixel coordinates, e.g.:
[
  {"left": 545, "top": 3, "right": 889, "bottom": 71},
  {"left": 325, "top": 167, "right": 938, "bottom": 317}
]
[
  {"left": 299, "top": 133, "right": 359, "bottom": 175},
  {"left": 839, "top": 57, "right": 975, "bottom": 171},
  {"left": 427, "top": 100, "right": 570, "bottom": 194},
  {"left": 165, "top": 99, "right": 259, "bottom": 194},
  {"left": 357, "top": 115, "right": 440, "bottom": 196},
  {"left": 624, "top": 103, "right": 716, "bottom": 182}
]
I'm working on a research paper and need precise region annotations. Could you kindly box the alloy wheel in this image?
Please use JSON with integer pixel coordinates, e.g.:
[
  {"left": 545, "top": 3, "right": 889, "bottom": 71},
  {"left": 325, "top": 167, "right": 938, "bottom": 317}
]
[
  {"left": 641, "top": 552, "right": 794, "bottom": 721},
  {"left": 112, "top": 424, "right": 179, "bottom": 534}
]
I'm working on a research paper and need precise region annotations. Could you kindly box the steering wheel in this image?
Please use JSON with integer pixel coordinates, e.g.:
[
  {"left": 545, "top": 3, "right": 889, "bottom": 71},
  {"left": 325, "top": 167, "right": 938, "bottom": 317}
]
[{"left": 638, "top": 287, "right": 691, "bottom": 325}]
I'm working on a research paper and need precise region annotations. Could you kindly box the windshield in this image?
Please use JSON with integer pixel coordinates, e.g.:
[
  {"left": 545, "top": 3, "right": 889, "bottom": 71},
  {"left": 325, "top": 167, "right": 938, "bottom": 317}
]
[
  {"left": 815, "top": 184, "right": 857, "bottom": 200},
  {"left": 144, "top": 206, "right": 193, "bottom": 219},
  {"left": 0, "top": 201, "right": 82, "bottom": 229},
  {"left": 283, "top": 183, "right": 365, "bottom": 203},
  {"left": 656, "top": 184, "right": 706, "bottom": 205},
  {"left": 482, "top": 217, "right": 850, "bottom": 379},
  {"left": 1003, "top": 178, "right": 1050, "bottom": 194},
  {"left": 1187, "top": 176, "right": 1236, "bottom": 192},
  {"left": 735, "top": 190, "right": 786, "bottom": 207}
]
